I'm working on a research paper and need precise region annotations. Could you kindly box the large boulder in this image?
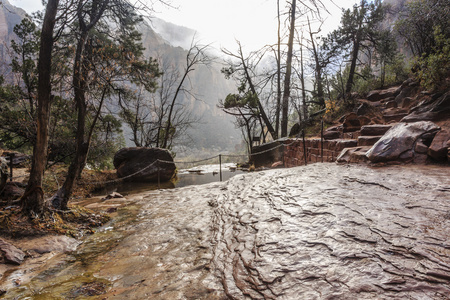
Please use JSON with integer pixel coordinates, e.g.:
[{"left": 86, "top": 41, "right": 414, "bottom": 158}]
[
  {"left": 336, "top": 146, "right": 371, "bottom": 164},
  {"left": 0, "top": 182, "right": 25, "bottom": 200},
  {"left": 289, "top": 123, "right": 302, "bottom": 137},
  {"left": 428, "top": 130, "right": 450, "bottom": 162},
  {"left": 113, "top": 147, "right": 176, "bottom": 182},
  {"left": 402, "top": 91, "right": 450, "bottom": 122},
  {"left": 366, "top": 86, "right": 401, "bottom": 102},
  {"left": 366, "top": 121, "right": 440, "bottom": 163}
]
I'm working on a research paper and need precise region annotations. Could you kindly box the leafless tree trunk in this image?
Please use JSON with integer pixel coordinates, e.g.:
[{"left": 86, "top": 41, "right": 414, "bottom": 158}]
[
  {"left": 281, "top": 0, "right": 296, "bottom": 137},
  {"left": 308, "top": 17, "right": 325, "bottom": 108},
  {"left": 299, "top": 33, "right": 308, "bottom": 122},
  {"left": 274, "top": 0, "right": 282, "bottom": 140},
  {"left": 161, "top": 41, "right": 211, "bottom": 149}
]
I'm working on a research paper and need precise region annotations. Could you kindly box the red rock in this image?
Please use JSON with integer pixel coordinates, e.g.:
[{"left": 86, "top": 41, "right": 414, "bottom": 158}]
[
  {"left": 428, "top": 130, "right": 450, "bottom": 161},
  {"left": 400, "top": 97, "right": 414, "bottom": 108},
  {"left": 414, "top": 153, "right": 428, "bottom": 164},
  {"left": 336, "top": 146, "right": 371, "bottom": 163},
  {"left": 0, "top": 182, "right": 24, "bottom": 200},
  {"left": 323, "top": 130, "right": 340, "bottom": 140},
  {"left": 358, "top": 116, "right": 371, "bottom": 126},
  {"left": 384, "top": 113, "right": 409, "bottom": 123},
  {"left": 342, "top": 113, "right": 361, "bottom": 133},
  {"left": 0, "top": 238, "right": 25, "bottom": 265},
  {"left": 335, "top": 139, "right": 358, "bottom": 152},
  {"left": 358, "top": 136, "right": 382, "bottom": 147},
  {"left": 403, "top": 91, "right": 450, "bottom": 122},
  {"left": 367, "top": 86, "right": 401, "bottom": 102},
  {"left": 385, "top": 100, "right": 397, "bottom": 109},
  {"left": 366, "top": 121, "right": 440, "bottom": 163},
  {"left": 271, "top": 161, "right": 283, "bottom": 168},
  {"left": 343, "top": 132, "right": 360, "bottom": 139},
  {"left": 360, "top": 125, "right": 392, "bottom": 136},
  {"left": 414, "top": 140, "right": 429, "bottom": 154},
  {"left": 102, "top": 192, "right": 124, "bottom": 200}
]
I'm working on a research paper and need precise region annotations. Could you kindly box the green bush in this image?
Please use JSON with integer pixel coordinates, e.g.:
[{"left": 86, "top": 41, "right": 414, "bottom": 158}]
[{"left": 414, "top": 27, "right": 450, "bottom": 91}]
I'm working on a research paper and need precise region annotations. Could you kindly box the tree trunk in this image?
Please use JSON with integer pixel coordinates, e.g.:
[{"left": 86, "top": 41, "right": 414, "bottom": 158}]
[
  {"left": 162, "top": 70, "right": 189, "bottom": 149},
  {"left": 299, "top": 37, "right": 308, "bottom": 122},
  {"left": 53, "top": 0, "right": 110, "bottom": 209},
  {"left": 274, "top": 0, "right": 281, "bottom": 140},
  {"left": 241, "top": 59, "right": 276, "bottom": 140},
  {"left": 21, "top": 0, "right": 59, "bottom": 216},
  {"left": 53, "top": 31, "right": 89, "bottom": 210},
  {"left": 345, "top": 37, "right": 361, "bottom": 96},
  {"left": 308, "top": 18, "right": 325, "bottom": 109},
  {"left": 281, "top": 0, "right": 296, "bottom": 137}
]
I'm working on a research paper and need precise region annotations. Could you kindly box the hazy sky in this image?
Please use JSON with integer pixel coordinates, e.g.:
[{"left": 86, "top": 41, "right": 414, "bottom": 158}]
[{"left": 9, "top": 0, "right": 358, "bottom": 50}]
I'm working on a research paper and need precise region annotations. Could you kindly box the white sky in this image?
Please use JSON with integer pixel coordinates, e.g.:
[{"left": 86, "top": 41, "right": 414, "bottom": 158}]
[{"left": 9, "top": 0, "right": 358, "bottom": 50}]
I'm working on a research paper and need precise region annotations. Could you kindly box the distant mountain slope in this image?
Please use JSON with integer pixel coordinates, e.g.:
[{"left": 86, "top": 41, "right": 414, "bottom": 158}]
[
  {"left": 149, "top": 18, "right": 197, "bottom": 50},
  {"left": 0, "top": 0, "right": 27, "bottom": 78},
  {"left": 382, "top": 0, "right": 413, "bottom": 57}
]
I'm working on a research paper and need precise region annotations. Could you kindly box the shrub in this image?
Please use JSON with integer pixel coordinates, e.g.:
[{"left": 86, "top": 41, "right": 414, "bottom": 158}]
[{"left": 414, "top": 27, "right": 450, "bottom": 91}]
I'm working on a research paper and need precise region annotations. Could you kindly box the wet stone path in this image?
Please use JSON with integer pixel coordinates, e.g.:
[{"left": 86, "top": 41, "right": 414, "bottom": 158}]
[
  {"left": 210, "top": 164, "right": 449, "bottom": 299},
  {"left": 2, "top": 163, "right": 449, "bottom": 299}
]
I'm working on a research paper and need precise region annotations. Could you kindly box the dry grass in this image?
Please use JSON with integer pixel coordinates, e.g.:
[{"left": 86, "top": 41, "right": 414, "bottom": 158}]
[
  {"left": 0, "top": 164, "right": 115, "bottom": 238},
  {"left": 0, "top": 205, "right": 110, "bottom": 238}
]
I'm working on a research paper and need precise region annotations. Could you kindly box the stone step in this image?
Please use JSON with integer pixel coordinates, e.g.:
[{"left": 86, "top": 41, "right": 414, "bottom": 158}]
[
  {"left": 336, "top": 146, "right": 372, "bottom": 163},
  {"left": 366, "top": 86, "right": 401, "bottom": 102},
  {"left": 383, "top": 113, "right": 409, "bottom": 123},
  {"left": 358, "top": 136, "right": 382, "bottom": 147},
  {"left": 360, "top": 124, "right": 392, "bottom": 136}
]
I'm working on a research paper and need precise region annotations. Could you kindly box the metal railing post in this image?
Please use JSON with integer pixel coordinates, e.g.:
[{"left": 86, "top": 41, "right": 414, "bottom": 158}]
[
  {"left": 302, "top": 130, "right": 307, "bottom": 166},
  {"left": 321, "top": 120, "right": 324, "bottom": 163},
  {"left": 157, "top": 159, "right": 160, "bottom": 189},
  {"left": 219, "top": 154, "right": 222, "bottom": 182}
]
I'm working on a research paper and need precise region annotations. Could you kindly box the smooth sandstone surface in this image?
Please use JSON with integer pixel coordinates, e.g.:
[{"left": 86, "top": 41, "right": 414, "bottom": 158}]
[{"left": 1, "top": 164, "right": 449, "bottom": 299}]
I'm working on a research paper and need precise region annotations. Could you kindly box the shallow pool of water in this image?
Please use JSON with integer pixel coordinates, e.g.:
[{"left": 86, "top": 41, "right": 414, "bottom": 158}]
[{"left": 97, "top": 168, "right": 244, "bottom": 196}]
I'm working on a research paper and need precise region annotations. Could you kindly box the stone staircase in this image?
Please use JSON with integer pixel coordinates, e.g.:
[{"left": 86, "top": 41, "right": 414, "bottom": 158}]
[{"left": 252, "top": 79, "right": 449, "bottom": 167}]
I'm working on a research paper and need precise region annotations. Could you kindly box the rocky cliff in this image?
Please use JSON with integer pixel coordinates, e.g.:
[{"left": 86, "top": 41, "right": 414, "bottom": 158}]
[{"left": 0, "top": 0, "right": 27, "bottom": 78}]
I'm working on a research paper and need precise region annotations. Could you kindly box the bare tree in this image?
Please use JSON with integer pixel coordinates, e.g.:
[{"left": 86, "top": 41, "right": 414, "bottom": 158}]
[
  {"left": 280, "top": 0, "right": 297, "bottom": 138},
  {"left": 161, "top": 39, "right": 212, "bottom": 149},
  {"left": 222, "top": 41, "right": 276, "bottom": 140},
  {"left": 118, "top": 51, "right": 200, "bottom": 149}
]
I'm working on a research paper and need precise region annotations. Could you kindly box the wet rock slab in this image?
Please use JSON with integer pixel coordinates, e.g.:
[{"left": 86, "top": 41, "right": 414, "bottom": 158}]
[
  {"left": 95, "top": 164, "right": 449, "bottom": 299},
  {"left": 1, "top": 164, "right": 449, "bottom": 299},
  {"left": 210, "top": 164, "right": 450, "bottom": 299}
]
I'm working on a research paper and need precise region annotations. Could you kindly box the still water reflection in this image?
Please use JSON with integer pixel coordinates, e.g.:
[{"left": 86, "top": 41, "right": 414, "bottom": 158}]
[{"left": 100, "top": 165, "right": 244, "bottom": 196}]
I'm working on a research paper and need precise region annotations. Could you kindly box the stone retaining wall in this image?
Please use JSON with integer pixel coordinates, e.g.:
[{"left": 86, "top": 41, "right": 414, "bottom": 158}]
[{"left": 282, "top": 138, "right": 357, "bottom": 167}]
